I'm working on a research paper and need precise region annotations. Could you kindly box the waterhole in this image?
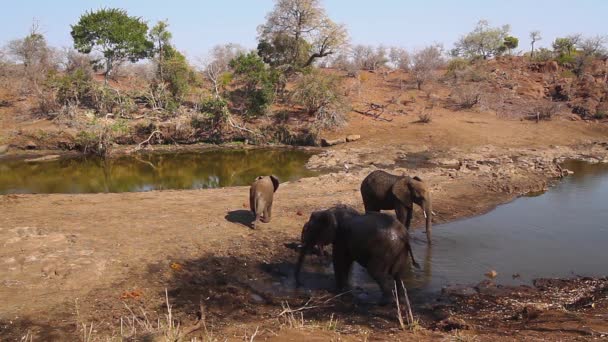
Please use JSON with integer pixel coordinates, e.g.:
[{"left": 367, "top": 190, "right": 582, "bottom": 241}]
[
  {"left": 0, "top": 148, "right": 318, "bottom": 194},
  {"left": 294, "top": 160, "right": 608, "bottom": 302}
]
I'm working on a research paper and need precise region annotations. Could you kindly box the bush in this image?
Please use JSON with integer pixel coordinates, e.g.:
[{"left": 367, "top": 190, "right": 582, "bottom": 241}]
[
  {"left": 229, "top": 52, "right": 279, "bottom": 117},
  {"left": 527, "top": 103, "right": 561, "bottom": 121},
  {"left": 451, "top": 85, "right": 481, "bottom": 109},
  {"left": 417, "top": 112, "right": 432, "bottom": 123},
  {"left": 532, "top": 48, "right": 554, "bottom": 63},
  {"left": 446, "top": 58, "right": 469, "bottom": 75},
  {"left": 594, "top": 111, "right": 607, "bottom": 120}
]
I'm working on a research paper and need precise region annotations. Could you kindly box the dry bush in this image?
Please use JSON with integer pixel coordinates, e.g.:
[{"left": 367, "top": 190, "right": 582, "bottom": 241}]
[
  {"left": 451, "top": 85, "right": 482, "bottom": 109},
  {"left": 527, "top": 102, "right": 561, "bottom": 121},
  {"left": 417, "top": 112, "right": 433, "bottom": 123}
]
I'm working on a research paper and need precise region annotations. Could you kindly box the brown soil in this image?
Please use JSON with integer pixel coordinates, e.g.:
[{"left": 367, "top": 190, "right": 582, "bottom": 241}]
[{"left": 2, "top": 61, "right": 608, "bottom": 341}]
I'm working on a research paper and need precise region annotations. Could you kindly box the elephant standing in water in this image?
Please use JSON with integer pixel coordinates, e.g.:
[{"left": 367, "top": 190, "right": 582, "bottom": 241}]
[
  {"left": 295, "top": 205, "right": 418, "bottom": 304},
  {"left": 249, "top": 175, "right": 279, "bottom": 229},
  {"left": 360, "top": 170, "right": 433, "bottom": 244}
]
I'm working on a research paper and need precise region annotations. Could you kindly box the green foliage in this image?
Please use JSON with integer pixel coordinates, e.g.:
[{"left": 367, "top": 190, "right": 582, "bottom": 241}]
[
  {"left": 446, "top": 58, "right": 470, "bottom": 75},
  {"left": 70, "top": 8, "right": 153, "bottom": 81},
  {"left": 453, "top": 20, "right": 511, "bottom": 59},
  {"left": 229, "top": 52, "right": 279, "bottom": 117},
  {"left": 553, "top": 37, "right": 575, "bottom": 56},
  {"left": 593, "top": 111, "right": 607, "bottom": 120},
  {"left": 556, "top": 53, "right": 576, "bottom": 66},
  {"left": 49, "top": 68, "right": 93, "bottom": 106},
  {"left": 257, "top": 33, "right": 311, "bottom": 68},
  {"left": 160, "top": 46, "right": 191, "bottom": 100},
  {"left": 503, "top": 36, "right": 519, "bottom": 52},
  {"left": 291, "top": 70, "right": 345, "bottom": 116},
  {"left": 199, "top": 97, "right": 228, "bottom": 116},
  {"left": 532, "top": 48, "right": 554, "bottom": 62}
]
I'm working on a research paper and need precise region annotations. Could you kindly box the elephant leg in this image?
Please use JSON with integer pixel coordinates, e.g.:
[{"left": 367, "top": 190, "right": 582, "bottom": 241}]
[
  {"left": 366, "top": 263, "right": 394, "bottom": 305},
  {"left": 332, "top": 242, "right": 353, "bottom": 292},
  {"left": 262, "top": 202, "right": 272, "bottom": 223}
]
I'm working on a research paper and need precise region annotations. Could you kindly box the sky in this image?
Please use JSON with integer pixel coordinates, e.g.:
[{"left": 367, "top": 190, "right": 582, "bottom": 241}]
[{"left": 1, "top": 0, "right": 607, "bottom": 61}]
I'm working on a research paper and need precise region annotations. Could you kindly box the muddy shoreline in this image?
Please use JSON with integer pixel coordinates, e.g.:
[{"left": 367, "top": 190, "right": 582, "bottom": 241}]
[{"left": 1, "top": 141, "right": 608, "bottom": 341}]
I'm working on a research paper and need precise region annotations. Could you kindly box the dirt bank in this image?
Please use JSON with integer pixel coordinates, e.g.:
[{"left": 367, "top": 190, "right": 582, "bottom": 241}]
[{"left": 2, "top": 108, "right": 608, "bottom": 340}]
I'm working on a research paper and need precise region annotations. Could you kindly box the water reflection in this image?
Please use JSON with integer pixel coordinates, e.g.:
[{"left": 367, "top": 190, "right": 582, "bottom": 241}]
[{"left": 0, "top": 149, "right": 319, "bottom": 194}]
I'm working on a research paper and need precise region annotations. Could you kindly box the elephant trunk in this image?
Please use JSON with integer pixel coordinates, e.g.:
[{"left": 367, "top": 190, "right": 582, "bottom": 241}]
[{"left": 423, "top": 200, "right": 432, "bottom": 244}]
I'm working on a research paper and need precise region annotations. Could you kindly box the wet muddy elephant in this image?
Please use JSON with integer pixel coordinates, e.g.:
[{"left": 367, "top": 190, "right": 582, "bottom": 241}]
[
  {"left": 295, "top": 205, "right": 419, "bottom": 303},
  {"left": 360, "top": 170, "right": 433, "bottom": 244},
  {"left": 249, "top": 175, "right": 279, "bottom": 229}
]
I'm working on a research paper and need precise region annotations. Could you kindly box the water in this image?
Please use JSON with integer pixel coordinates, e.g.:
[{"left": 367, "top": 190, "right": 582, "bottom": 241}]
[
  {"left": 403, "top": 160, "right": 608, "bottom": 293},
  {"left": 0, "top": 148, "right": 318, "bottom": 194},
  {"left": 294, "top": 160, "right": 608, "bottom": 301}
]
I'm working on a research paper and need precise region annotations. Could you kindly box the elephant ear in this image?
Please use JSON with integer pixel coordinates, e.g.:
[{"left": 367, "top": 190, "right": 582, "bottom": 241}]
[
  {"left": 317, "top": 210, "right": 338, "bottom": 245},
  {"left": 270, "top": 175, "right": 280, "bottom": 192},
  {"left": 391, "top": 178, "right": 413, "bottom": 207}
]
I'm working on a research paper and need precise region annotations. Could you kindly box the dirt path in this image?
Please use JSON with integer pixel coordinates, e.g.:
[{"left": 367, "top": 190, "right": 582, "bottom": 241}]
[{"left": 2, "top": 113, "right": 608, "bottom": 340}]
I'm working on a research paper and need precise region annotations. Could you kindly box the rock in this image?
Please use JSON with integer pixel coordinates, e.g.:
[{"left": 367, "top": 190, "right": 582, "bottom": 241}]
[
  {"left": 436, "top": 317, "right": 469, "bottom": 331},
  {"left": 321, "top": 137, "right": 346, "bottom": 147},
  {"left": 521, "top": 305, "right": 543, "bottom": 321},
  {"left": 432, "top": 158, "right": 461, "bottom": 168},
  {"left": 346, "top": 134, "right": 361, "bottom": 142},
  {"left": 25, "top": 155, "right": 61, "bottom": 163},
  {"left": 250, "top": 293, "right": 265, "bottom": 304},
  {"left": 25, "top": 141, "right": 37, "bottom": 150},
  {"left": 0, "top": 144, "right": 8, "bottom": 155},
  {"left": 442, "top": 285, "right": 477, "bottom": 297},
  {"left": 485, "top": 270, "right": 498, "bottom": 279}
]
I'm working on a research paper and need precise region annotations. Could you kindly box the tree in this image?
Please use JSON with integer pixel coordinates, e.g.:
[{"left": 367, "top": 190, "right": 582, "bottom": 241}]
[
  {"left": 389, "top": 47, "right": 410, "bottom": 70},
  {"left": 503, "top": 36, "right": 519, "bottom": 55},
  {"left": 352, "top": 45, "right": 388, "bottom": 71},
  {"left": 411, "top": 45, "right": 444, "bottom": 90},
  {"left": 160, "top": 46, "right": 191, "bottom": 100},
  {"left": 257, "top": 0, "right": 348, "bottom": 71},
  {"left": 579, "top": 35, "right": 607, "bottom": 57},
  {"left": 291, "top": 69, "right": 347, "bottom": 129},
  {"left": 453, "top": 20, "right": 511, "bottom": 59},
  {"left": 149, "top": 20, "right": 172, "bottom": 80},
  {"left": 201, "top": 43, "right": 246, "bottom": 97},
  {"left": 229, "top": 52, "right": 279, "bottom": 116},
  {"left": 529, "top": 30, "right": 541, "bottom": 57},
  {"left": 552, "top": 37, "right": 575, "bottom": 56},
  {"left": 71, "top": 8, "right": 153, "bottom": 84}
]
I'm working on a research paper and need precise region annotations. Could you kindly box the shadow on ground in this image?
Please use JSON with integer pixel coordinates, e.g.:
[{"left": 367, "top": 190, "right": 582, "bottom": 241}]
[{"left": 225, "top": 209, "right": 254, "bottom": 229}]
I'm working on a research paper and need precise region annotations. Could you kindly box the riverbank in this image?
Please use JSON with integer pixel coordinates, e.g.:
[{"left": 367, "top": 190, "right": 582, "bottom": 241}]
[{"left": 2, "top": 126, "right": 608, "bottom": 340}]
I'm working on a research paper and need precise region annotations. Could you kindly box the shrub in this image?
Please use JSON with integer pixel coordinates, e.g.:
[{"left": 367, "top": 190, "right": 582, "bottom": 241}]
[
  {"left": 229, "top": 52, "right": 279, "bottom": 117},
  {"left": 417, "top": 112, "right": 432, "bottom": 123},
  {"left": 446, "top": 58, "right": 469, "bottom": 75},
  {"left": 532, "top": 48, "right": 554, "bottom": 62},
  {"left": 594, "top": 111, "right": 607, "bottom": 120},
  {"left": 527, "top": 103, "right": 561, "bottom": 121},
  {"left": 451, "top": 85, "right": 481, "bottom": 109}
]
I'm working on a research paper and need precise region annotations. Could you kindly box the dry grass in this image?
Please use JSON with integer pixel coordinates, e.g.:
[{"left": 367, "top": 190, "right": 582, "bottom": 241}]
[{"left": 417, "top": 112, "right": 433, "bottom": 123}]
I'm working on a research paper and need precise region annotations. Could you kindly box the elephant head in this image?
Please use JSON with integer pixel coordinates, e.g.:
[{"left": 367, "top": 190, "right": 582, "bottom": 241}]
[
  {"left": 392, "top": 176, "right": 433, "bottom": 242},
  {"left": 295, "top": 205, "right": 359, "bottom": 287},
  {"left": 295, "top": 210, "right": 338, "bottom": 287}
]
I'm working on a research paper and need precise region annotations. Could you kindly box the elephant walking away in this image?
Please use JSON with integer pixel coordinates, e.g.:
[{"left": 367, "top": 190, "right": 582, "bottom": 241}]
[
  {"left": 295, "top": 205, "right": 419, "bottom": 304},
  {"left": 360, "top": 170, "right": 433, "bottom": 244},
  {"left": 249, "top": 175, "right": 279, "bottom": 229}
]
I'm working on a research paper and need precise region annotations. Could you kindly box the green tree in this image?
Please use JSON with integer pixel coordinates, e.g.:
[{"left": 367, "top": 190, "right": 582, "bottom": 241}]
[
  {"left": 452, "top": 20, "right": 511, "bottom": 59},
  {"left": 257, "top": 0, "right": 348, "bottom": 71},
  {"left": 149, "top": 20, "right": 172, "bottom": 80},
  {"left": 503, "top": 36, "right": 519, "bottom": 55},
  {"left": 229, "top": 52, "right": 279, "bottom": 116},
  {"left": 70, "top": 8, "right": 153, "bottom": 84},
  {"left": 553, "top": 37, "right": 575, "bottom": 56},
  {"left": 160, "top": 46, "right": 191, "bottom": 100}
]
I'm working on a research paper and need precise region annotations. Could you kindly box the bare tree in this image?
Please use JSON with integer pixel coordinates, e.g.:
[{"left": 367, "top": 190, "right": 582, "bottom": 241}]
[
  {"left": 257, "top": 0, "right": 348, "bottom": 70},
  {"left": 389, "top": 47, "right": 410, "bottom": 70},
  {"left": 352, "top": 45, "right": 388, "bottom": 71},
  {"left": 410, "top": 45, "right": 444, "bottom": 90},
  {"left": 529, "top": 30, "right": 541, "bottom": 57},
  {"left": 199, "top": 43, "right": 245, "bottom": 98},
  {"left": 579, "top": 35, "right": 607, "bottom": 56}
]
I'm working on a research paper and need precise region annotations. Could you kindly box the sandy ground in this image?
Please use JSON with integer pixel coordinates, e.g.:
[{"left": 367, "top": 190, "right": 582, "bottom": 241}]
[{"left": 2, "top": 111, "right": 608, "bottom": 341}]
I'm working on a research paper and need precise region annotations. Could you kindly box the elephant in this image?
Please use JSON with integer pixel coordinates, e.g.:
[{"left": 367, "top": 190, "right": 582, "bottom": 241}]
[
  {"left": 295, "top": 205, "right": 419, "bottom": 303},
  {"left": 249, "top": 175, "right": 279, "bottom": 229},
  {"left": 360, "top": 170, "right": 433, "bottom": 244}
]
